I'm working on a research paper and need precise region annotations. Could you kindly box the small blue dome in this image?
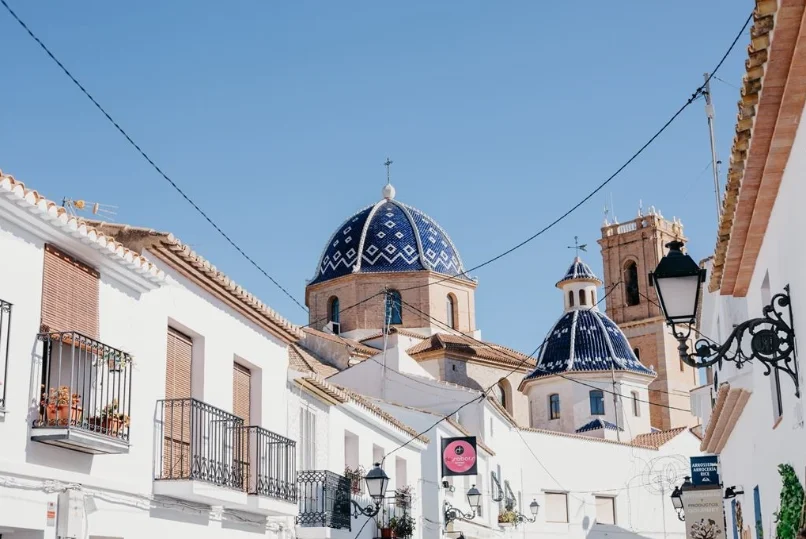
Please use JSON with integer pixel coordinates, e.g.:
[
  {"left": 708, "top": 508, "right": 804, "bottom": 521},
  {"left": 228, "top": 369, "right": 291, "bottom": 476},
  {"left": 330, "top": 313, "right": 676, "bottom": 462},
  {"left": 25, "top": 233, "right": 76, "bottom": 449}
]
[
  {"left": 576, "top": 419, "right": 623, "bottom": 433},
  {"left": 525, "top": 309, "right": 655, "bottom": 381},
  {"left": 556, "top": 257, "right": 601, "bottom": 287},
  {"left": 310, "top": 188, "right": 468, "bottom": 285}
]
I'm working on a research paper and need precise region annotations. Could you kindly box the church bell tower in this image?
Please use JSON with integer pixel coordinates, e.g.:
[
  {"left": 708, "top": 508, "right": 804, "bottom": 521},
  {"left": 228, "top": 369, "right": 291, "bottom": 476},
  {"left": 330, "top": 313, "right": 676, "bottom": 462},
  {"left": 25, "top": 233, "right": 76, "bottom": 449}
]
[{"left": 597, "top": 207, "right": 698, "bottom": 431}]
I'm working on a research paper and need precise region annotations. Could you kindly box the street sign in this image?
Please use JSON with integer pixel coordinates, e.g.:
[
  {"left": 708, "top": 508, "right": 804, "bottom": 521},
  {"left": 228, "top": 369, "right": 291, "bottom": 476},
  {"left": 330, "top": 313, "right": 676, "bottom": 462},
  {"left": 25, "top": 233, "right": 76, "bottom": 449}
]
[
  {"left": 683, "top": 486, "right": 726, "bottom": 539},
  {"left": 691, "top": 456, "right": 720, "bottom": 486}
]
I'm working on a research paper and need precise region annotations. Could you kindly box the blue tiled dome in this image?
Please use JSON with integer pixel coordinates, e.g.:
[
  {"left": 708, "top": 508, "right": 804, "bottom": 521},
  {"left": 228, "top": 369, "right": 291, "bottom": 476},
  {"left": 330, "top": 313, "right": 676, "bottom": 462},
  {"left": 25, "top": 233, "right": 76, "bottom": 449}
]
[
  {"left": 556, "top": 257, "right": 601, "bottom": 286},
  {"left": 310, "top": 187, "right": 469, "bottom": 285},
  {"left": 525, "top": 309, "right": 655, "bottom": 380},
  {"left": 576, "top": 419, "right": 623, "bottom": 433}
]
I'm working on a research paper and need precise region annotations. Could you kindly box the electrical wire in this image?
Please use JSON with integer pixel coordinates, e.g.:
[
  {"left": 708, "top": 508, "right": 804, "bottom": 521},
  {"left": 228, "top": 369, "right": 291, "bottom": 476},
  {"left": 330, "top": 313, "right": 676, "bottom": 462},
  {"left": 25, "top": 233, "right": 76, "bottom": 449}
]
[
  {"left": 0, "top": 0, "right": 307, "bottom": 313},
  {"left": 300, "top": 9, "right": 754, "bottom": 331}
]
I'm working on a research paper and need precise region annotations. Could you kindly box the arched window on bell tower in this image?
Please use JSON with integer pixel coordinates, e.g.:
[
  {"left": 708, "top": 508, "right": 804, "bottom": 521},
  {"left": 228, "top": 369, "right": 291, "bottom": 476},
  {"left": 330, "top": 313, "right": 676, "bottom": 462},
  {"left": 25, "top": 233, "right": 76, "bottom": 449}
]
[
  {"left": 624, "top": 260, "right": 640, "bottom": 306},
  {"left": 568, "top": 290, "right": 575, "bottom": 307}
]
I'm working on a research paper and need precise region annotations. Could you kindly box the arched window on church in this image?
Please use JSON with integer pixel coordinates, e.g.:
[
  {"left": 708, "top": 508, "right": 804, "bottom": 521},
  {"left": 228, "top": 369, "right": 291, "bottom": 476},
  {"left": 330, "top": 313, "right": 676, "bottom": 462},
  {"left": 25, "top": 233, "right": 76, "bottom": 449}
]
[
  {"left": 446, "top": 294, "right": 457, "bottom": 329},
  {"left": 385, "top": 290, "right": 402, "bottom": 325},
  {"left": 328, "top": 296, "right": 340, "bottom": 334},
  {"left": 568, "top": 290, "right": 575, "bottom": 307},
  {"left": 579, "top": 289, "right": 587, "bottom": 306},
  {"left": 624, "top": 261, "right": 640, "bottom": 306},
  {"left": 496, "top": 379, "right": 513, "bottom": 413},
  {"left": 633, "top": 347, "right": 640, "bottom": 360}
]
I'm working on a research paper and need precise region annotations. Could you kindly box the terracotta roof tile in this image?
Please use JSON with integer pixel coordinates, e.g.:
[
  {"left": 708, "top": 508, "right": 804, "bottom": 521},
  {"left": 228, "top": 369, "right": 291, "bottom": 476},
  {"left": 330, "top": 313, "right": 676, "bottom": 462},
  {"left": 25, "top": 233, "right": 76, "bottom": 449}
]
[
  {"left": 85, "top": 221, "right": 302, "bottom": 342},
  {"left": 359, "top": 327, "right": 430, "bottom": 342},
  {"left": 630, "top": 426, "right": 688, "bottom": 449},
  {"left": 520, "top": 426, "right": 660, "bottom": 450},
  {"left": 303, "top": 327, "right": 379, "bottom": 357},
  {"left": 0, "top": 172, "right": 165, "bottom": 284},
  {"left": 288, "top": 344, "right": 340, "bottom": 377},
  {"left": 407, "top": 333, "right": 536, "bottom": 370}
]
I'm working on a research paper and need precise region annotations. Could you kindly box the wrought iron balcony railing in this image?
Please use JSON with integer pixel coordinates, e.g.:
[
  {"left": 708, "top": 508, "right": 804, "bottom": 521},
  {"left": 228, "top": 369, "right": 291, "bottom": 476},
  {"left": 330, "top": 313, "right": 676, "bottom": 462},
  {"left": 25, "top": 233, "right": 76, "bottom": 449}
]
[
  {"left": 243, "top": 425, "right": 297, "bottom": 502},
  {"left": 155, "top": 398, "right": 247, "bottom": 491},
  {"left": 297, "top": 470, "right": 352, "bottom": 530},
  {"left": 33, "top": 331, "right": 133, "bottom": 451}
]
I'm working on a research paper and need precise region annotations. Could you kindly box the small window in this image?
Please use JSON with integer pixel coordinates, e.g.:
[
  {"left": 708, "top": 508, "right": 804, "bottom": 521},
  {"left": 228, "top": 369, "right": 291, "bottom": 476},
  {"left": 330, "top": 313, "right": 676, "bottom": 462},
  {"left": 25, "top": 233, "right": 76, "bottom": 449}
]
[
  {"left": 545, "top": 492, "right": 569, "bottom": 523},
  {"left": 446, "top": 294, "right": 457, "bottom": 329},
  {"left": 579, "top": 289, "right": 587, "bottom": 306},
  {"left": 595, "top": 496, "right": 616, "bottom": 525},
  {"left": 624, "top": 261, "right": 640, "bottom": 306},
  {"left": 497, "top": 382, "right": 507, "bottom": 411},
  {"left": 568, "top": 290, "right": 575, "bottom": 307},
  {"left": 589, "top": 390, "right": 605, "bottom": 415},
  {"left": 633, "top": 347, "right": 640, "bottom": 360},
  {"left": 549, "top": 394, "right": 560, "bottom": 420},
  {"left": 385, "top": 290, "right": 402, "bottom": 325},
  {"left": 631, "top": 391, "right": 640, "bottom": 417},
  {"left": 328, "top": 296, "right": 340, "bottom": 332}
]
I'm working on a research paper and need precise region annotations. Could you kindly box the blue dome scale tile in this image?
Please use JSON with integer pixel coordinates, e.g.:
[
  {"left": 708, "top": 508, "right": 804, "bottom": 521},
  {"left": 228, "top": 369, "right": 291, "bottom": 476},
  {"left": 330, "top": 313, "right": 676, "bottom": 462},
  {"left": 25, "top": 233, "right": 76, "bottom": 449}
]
[{"left": 310, "top": 185, "right": 470, "bottom": 285}]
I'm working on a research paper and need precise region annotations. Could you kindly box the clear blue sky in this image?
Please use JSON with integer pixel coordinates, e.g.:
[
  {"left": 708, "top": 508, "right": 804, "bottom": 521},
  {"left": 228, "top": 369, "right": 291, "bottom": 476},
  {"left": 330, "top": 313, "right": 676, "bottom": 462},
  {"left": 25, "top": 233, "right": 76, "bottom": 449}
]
[{"left": 1, "top": 1, "right": 749, "bottom": 353}]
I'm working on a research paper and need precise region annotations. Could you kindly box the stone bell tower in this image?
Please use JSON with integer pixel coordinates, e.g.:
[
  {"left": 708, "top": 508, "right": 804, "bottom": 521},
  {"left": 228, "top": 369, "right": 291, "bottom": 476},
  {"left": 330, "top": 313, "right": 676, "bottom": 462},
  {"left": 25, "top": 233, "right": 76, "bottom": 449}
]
[{"left": 597, "top": 207, "right": 698, "bottom": 431}]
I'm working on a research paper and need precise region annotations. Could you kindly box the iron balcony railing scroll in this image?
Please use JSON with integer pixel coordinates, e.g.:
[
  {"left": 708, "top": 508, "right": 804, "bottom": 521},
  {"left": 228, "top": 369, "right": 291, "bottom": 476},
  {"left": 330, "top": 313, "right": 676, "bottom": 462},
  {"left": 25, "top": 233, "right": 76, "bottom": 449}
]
[
  {"left": 155, "top": 398, "right": 247, "bottom": 491},
  {"left": 35, "top": 331, "right": 133, "bottom": 442},
  {"left": 242, "top": 425, "right": 297, "bottom": 502},
  {"left": 297, "top": 470, "right": 352, "bottom": 530},
  {"left": 0, "top": 299, "right": 11, "bottom": 411}
]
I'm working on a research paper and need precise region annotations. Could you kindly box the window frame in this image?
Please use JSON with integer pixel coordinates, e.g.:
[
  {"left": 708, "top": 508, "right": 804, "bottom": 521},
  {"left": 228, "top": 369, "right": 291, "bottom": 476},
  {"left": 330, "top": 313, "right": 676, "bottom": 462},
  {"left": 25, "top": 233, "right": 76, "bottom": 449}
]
[
  {"left": 385, "top": 290, "right": 403, "bottom": 325},
  {"left": 568, "top": 290, "right": 575, "bottom": 307},
  {"left": 624, "top": 260, "right": 640, "bottom": 307},
  {"left": 544, "top": 492, "right": 569, "bottom": 523},
  {"left": 549, "top": 393, "right": 561, "bottom": 420},
  {"left": 446, "top": 294, "right": 457, "bottom": 329},
  {"left": 589, "top": 390, "right": 605, "bottom": 415},
  {"left": 631, "top": 391, "right": 640, "bottom": 417},
  {"left": 594, "top": 495, "right": 616, "bottom": 525}
]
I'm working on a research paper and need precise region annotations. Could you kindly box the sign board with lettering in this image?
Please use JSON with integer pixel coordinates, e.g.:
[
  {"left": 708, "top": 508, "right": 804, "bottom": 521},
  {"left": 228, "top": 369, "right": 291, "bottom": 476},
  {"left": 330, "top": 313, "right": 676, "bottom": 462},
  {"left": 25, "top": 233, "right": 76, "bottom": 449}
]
[
  {"left": 683, "top": 486, "right": 727, "bottom": 539},
  {"left": 46, "top": 501, "right": 56, "bottom": 526},
  {"left": 691, "top": 456, "right": 720, "bottom": 486},
  {"left": 441, "top": 436, "right": 478, "bottom": 477}
]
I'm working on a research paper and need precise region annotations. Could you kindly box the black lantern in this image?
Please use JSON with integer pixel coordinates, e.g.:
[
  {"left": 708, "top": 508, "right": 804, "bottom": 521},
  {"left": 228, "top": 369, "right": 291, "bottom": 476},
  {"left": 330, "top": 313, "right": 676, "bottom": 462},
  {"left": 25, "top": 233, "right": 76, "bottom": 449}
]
[
  {"left": 364, "top": 463, "right": 390, "bottom": 503},
  {"left": 650, "top": 240, "right": 800, "bottom": 397},
  {"left": 351, "top": 463, "right": 389, "bottom": 518},
  {"left": 466, "top": 485, "right": 481, "bottom": 511},
  {"left": 649, "top": 241, "right": 706, "bottom": 324},
  {"left": 529, "top": 499, "right": 540, "bottom": 517},
  {"left": 670, "top": 476, "right": 691, "bottom": 521}
]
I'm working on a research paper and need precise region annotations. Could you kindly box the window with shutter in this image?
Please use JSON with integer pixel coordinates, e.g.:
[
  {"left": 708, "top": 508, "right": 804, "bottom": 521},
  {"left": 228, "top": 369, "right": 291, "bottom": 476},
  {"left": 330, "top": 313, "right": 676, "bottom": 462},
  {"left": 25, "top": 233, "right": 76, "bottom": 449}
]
[
  {"left": 595, "top": 496, "right": 616, "bottom": 525},
  {"left": 233, "top": 362, "right": 251, "bottom": 487},
  {"left": 164, "top": 328, "right": 193, "bottom": 479},
  {"left": 545, "top": 492, "right": 569, "bottom": 523},
  {"left": 41, "top": 244, "right": 99, "bottom": 338}
]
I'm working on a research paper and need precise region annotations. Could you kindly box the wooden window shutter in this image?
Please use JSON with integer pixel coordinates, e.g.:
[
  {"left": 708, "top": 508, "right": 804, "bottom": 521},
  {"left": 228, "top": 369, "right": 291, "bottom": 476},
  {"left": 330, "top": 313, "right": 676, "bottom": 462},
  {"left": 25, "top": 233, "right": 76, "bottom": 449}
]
[
  {"left": 41, "top": 244, "right": 100, "bottom": 338},
  {"left": 233, "top": 362, "right": 251, "bottom": 424},
  {"left": 165, "top": 328, "right": 192, "bottom": 399},
  {"left": 164, "top": 328, "right": 193, "bottom": 479}
]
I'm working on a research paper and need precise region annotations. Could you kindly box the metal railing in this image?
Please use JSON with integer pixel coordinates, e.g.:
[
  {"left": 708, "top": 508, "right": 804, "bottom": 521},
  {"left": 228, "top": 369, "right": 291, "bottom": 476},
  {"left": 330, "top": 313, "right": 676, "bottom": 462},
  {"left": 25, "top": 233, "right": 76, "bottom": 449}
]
[
  {"left": 297, "top": 470, "right": 352, "bottom": 530},
  {"left": 35, "top": 331, "right": 132, "bottom": 442},
  {"left": 378, "top": 493, "right": 412, "bottom": 527},
  {"left": 155, "top": 398, "right": 246, "bottom": 491},
  {"left": 243, "top": 426, "right": 297, "bottom": 502},
  {"left": 0, "top": 299, "right": 11, "bottom": 411}
]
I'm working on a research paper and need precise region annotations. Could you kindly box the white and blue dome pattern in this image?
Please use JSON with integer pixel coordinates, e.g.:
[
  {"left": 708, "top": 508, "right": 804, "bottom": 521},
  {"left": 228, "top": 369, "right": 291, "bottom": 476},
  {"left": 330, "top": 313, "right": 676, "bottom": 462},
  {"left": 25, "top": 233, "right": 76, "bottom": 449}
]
[
  {"left": 576, "top": 419, "right": 623, "bottom": 433},
  {"left": 310, "top": 195, "right": 469, "bottom": 285},
  {"left": 525, "top": 309, "right": 655, "bottom": 380},
  {"left": 557, "top": 257, "right": 600, "bottom": 286}
]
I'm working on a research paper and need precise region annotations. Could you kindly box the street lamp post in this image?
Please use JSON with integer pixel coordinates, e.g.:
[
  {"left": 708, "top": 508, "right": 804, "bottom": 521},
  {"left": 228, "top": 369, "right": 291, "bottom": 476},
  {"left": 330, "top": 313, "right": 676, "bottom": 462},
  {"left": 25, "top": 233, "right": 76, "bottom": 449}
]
[
  {"left": 444, "top": 485, "right": 482, "bottom": 529},
  {"left": 649, "top": 240, "right": 800, "bottom": 396},
  {"left": 513, "top": 500, "right": 540, "bottom": 524},
  {"left": 351, "top": 463, "right": 390, "bottom": 518},
  {"left": 670, "top": 477, "right": 692, "bottom": 521}
]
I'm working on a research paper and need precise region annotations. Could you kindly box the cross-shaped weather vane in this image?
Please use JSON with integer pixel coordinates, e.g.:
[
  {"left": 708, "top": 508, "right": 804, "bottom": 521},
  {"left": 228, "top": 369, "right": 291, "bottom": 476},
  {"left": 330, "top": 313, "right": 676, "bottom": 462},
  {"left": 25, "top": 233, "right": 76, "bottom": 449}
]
[
  {"left": 567, "top": 236, "right": 587, "bottom": 257},
  {"left": 384, "top": 157, "right": 393, "bottom": 184}
]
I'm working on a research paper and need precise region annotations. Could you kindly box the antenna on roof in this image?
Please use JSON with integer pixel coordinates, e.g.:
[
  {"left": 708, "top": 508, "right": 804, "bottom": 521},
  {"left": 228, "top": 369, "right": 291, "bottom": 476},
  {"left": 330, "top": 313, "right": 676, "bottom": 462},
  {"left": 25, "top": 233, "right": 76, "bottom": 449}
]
[{"left": 62, "top": 198, "right": 118, "bottom": 221}]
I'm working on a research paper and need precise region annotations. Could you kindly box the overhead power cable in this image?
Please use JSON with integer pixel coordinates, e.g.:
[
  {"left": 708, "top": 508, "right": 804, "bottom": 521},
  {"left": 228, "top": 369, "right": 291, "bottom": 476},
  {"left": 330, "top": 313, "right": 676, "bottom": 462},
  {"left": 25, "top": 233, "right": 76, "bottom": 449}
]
[{"left": 0, "top": 0, "right": 307, "bottom": 312}]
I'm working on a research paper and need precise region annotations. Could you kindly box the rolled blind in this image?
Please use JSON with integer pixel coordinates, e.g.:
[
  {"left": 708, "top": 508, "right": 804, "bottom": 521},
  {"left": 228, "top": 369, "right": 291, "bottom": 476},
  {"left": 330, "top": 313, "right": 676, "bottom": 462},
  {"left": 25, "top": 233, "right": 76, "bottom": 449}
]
[
  {"left": 233, "top": 362, "right": 251, "bottom": 424},
  {"left": 545, "top": 492, "right": 569, "bottom": 523},
  {"left": 41, "top": 244, "right": 99, "bottom": 338},
  {"left": 165, "top": 328, "right": 192, "bottom": 399}
]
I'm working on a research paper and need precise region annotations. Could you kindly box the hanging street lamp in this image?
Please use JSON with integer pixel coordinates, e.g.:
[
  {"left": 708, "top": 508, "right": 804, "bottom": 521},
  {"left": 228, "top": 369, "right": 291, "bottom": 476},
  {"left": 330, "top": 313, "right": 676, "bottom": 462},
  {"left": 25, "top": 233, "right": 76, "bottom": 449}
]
[
  {"left": 351, "top": 463, "right": 390, "bottom": 518},
  {"left": 444, "top": 485, "right": 483, "bottom": 529},
  {"left": 650, "top": 240, "right": 799, "bottom": 397},
  {"left": 513, "top": 499, "right": 540, "bottom": 524},
  {"left": 670, "top": 476, "right": 692, "bottom": 521}
]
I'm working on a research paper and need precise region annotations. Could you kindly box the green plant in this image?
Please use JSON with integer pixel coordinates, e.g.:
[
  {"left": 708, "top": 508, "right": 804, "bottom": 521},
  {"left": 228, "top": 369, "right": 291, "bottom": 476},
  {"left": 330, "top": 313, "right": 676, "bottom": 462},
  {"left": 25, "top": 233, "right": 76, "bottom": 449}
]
[
  {"left": 775, "top": 464, "right": 804, "bottom": 539},
  {"left": 100, "top": 399, "right": 119, "bottom": 418},
  {"left": 389, "top": 514, "right": 415, "bottom": 538},
  {"left": 395, "top": 485, "right": 413, "bottom": 507},
  {"left": 498, "top": 510, "right": 518, "bottom": 524}
]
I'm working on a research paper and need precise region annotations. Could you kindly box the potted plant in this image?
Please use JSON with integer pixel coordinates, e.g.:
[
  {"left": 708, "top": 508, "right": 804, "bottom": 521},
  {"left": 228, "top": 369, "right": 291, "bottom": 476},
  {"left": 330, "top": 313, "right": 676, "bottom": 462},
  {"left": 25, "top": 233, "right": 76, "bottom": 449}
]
[
  {"left": 41, "top": 386, "right": 73, "bottom": 426},
  {"left": 395, "top": 485, "right": 413, "bottom": 508},
  {"left": 498, "top": 510, "right": 518, "bottom": 527},
  {"left": 90, "top": 399, "right": 124, "bottom": 436},
  {"left": 390, "top": 514, "right": 415, "bottom": 539},
  {"left": 70, "top": 393, "right": 83, "bottom": 425}
]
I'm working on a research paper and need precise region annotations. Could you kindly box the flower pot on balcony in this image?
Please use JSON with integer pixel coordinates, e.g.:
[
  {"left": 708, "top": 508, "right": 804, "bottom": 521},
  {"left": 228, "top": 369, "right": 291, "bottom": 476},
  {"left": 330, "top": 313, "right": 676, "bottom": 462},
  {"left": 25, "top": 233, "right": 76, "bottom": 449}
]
[
  {"left": 89, "top": 416, "right": 122, "bottom": 436},
  {"left": 381, "top": 527, "right": 396, "bottom": 539}
]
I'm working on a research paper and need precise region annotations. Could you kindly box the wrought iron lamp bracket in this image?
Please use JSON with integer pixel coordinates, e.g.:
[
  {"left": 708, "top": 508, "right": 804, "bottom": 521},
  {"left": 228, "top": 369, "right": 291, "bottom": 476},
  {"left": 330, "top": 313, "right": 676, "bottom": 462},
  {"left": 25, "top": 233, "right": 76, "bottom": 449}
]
[
  {"left": 671, "top": 285, "right": 800, "bottom": 397},
  {"left": 444, "top": 502, "right": 475, "bottom": 529},
  {"left": 351, "top": 499, "right": 380, "bottom": 519}
]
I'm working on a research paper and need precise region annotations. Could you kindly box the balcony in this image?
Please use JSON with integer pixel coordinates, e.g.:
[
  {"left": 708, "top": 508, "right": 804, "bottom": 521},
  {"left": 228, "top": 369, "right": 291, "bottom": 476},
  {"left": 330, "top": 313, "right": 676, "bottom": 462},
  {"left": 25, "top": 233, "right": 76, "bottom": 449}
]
[
  {"left": 155, "top": 398, "right": 297, "bottom": 515},
  {"left": 31, "top": 331, "right": 132, "bottom": 454},
  {"left": 0, "top": 299, "right": 11, "bottom": 412},
  {"left": 297, "top": 470, "right": 352, "bottom": 532}
]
